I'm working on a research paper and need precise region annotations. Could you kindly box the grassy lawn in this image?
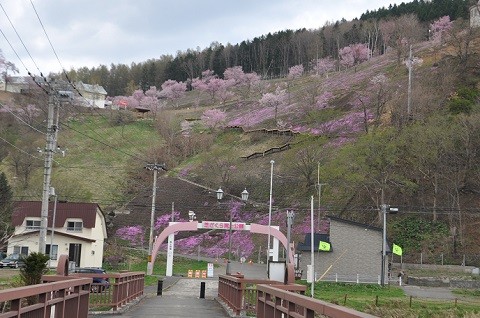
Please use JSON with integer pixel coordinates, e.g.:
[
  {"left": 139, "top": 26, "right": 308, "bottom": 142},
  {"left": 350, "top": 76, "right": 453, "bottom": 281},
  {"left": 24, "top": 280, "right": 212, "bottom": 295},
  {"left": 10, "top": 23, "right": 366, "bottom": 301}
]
[
  {"left": 104, "top": 249, "right": 217, "bottom": 286},
  {"left": 298, "top": 281, "right": 480, "bottom": 318}
]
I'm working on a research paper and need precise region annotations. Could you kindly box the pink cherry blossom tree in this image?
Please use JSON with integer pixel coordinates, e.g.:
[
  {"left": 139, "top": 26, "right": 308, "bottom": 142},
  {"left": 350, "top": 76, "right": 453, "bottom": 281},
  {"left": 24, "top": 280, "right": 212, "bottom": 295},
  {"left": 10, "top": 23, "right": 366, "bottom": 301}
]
[
  {"left": 310, "top": 57, "right": 336, "bottom": 77},
  {"left": 159, "top": 79, "right": 187, "bottom": 107},
  {"left": 223, "top": 66, "right": 245, "bottom": 85},
  {"left": 339, "top": 43, "right": 370, "bottom": 72},
  {"left": 192, "top": 70, "right": 235, "bottom": 104},
  {"left": 201, "top": 108, "right": 227, "bottom": 129},
  {"left": 288, "top": 64, "right": 304, "bottom": 79},
  {"left": 259, "top": 85, "right": 288, "bottom": 124},
  {"left": 430, "top": 15, "right": 453, "bottom": 45},
  {"left": 224, "top": 66, "right": 261, "bottom": 98}
]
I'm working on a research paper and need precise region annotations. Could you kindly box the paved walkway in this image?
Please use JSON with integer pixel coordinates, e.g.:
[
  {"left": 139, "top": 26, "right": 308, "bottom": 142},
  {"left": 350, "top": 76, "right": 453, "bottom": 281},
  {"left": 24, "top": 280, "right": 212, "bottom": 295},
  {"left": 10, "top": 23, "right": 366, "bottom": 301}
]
[{"left": 89, "top": 261, "right": 267, "bottom": 318}]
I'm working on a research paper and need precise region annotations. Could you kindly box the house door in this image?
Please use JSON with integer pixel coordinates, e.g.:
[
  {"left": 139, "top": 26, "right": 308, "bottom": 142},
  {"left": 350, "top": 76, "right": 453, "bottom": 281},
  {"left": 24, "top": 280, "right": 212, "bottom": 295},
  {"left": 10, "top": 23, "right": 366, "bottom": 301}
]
[{"left": 69, "top": 243, "right": 82, "bottom": 267}]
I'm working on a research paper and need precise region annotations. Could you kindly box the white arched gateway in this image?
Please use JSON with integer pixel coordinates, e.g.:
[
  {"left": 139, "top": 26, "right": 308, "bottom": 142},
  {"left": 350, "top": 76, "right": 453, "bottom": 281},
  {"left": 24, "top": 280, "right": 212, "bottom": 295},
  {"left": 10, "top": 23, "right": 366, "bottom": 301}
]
[{"left": 149, "top": 220, "right": 295, "bottom": 281}]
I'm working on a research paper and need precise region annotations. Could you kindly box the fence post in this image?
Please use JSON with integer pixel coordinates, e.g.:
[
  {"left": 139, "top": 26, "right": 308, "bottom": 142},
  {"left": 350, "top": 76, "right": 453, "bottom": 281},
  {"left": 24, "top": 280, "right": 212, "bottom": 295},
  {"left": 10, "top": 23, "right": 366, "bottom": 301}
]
[
  {"left": 420, "top": 253, "right": 423, "bottom": 268},
  {"left": 441, "top": 253, "right": 444, "bottom": 266},
  {"left": 335, "top": 273, "right": 338, "bottom": 283},
  {"left": 356, "top": 274, "right": 359, "bottom": 284}
]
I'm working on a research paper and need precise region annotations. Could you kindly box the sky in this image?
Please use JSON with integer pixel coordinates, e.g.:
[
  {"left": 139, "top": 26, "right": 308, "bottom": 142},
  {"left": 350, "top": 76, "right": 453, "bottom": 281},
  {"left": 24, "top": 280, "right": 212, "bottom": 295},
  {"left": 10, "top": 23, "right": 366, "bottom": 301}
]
[{"left": 0, "top": 1, "right": 405, "bottom": 76}]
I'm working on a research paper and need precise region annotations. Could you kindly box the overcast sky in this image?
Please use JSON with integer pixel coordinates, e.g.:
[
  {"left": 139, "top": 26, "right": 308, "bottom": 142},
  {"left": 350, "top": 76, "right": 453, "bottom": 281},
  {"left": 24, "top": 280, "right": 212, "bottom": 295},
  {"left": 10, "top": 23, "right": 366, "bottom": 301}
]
[{"left": 0, "top": 1, "right": 404, "bottom": 76}]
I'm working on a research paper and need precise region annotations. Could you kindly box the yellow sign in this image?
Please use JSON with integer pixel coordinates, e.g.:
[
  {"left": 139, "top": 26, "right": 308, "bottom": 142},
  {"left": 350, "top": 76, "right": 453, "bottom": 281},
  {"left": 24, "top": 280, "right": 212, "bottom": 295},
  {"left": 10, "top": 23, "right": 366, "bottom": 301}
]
[
  {"left": 319, "top": 241, "right": 331, "bottom": 251},
  {"left": 392, "top": 244, "right": 403, "bottom": 256}
]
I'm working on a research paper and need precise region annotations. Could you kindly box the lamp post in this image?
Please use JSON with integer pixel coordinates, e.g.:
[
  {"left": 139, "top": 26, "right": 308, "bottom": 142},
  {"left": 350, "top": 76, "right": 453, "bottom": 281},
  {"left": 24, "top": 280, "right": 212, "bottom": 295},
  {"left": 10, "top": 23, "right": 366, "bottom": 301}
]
[
  {"left": 188, "top": 210, "right": 196, "bottom": 222},
  {"left": 267, "top": 160, "right": 274, "bottom": 277},
  {"left": 217, "top": 187, "right": 249, "bottom": 275}
]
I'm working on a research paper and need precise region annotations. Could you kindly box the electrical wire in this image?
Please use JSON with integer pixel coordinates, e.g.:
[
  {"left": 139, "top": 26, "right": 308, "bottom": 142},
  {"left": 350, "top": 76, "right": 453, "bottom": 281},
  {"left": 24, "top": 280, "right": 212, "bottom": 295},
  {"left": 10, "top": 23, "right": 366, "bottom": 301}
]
[
  {"left": 28, "top": 0, "right": 64, "bottom": 79},
  {"left": 0, "top": 135, "right": 44, "bottom": 162},
  {"left": 0, "top": 103, "right": 45, "bottom": 135},
  {"left": 0, "top": 2, "right": 47, "bottom": 83}
]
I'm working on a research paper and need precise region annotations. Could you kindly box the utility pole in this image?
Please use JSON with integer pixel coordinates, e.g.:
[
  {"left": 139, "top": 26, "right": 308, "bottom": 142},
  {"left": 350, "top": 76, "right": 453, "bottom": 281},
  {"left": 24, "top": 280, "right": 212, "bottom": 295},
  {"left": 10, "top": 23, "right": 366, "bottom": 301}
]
[
  {"left": 39, "top": 86, "right": 72, "bottom": 254},
  {"left": 317, "top": 163, "right": 326, "bottom": 231},
  {"left": 407, "top": 44, "right": 413, "bottom": 119},
  {"left": 146, "top": 163, "right": 167, "bottom": 275},
  {"left": 380, "top": 189, "right": 398, "bottom": 286},
  {"left": 39, "top": 90, "right": 56, "bottom": 254}
]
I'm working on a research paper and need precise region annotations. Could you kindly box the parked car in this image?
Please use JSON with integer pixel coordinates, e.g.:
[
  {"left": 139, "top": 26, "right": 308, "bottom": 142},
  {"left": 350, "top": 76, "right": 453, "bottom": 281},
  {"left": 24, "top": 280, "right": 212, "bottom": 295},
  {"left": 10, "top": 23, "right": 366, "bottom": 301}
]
[
  {"left": 0, "top": 254, "right": 25, "bottom": 268},
  {"left": 73, "top": 267, "right": 109, "bottom": 292}
]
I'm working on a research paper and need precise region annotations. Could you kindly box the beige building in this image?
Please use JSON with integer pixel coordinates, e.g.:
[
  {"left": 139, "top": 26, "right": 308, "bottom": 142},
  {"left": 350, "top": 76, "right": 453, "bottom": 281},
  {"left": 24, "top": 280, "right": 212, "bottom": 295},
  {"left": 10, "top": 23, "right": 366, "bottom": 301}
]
[
  {"left": 75, "top": 81, "right": 108, "bottom": 108},
  {"left": 297, "top": 216, "right": 387, "bottom": 283},
  {"left": 9, "top": 201, "right": 107, "bottom": 268}
]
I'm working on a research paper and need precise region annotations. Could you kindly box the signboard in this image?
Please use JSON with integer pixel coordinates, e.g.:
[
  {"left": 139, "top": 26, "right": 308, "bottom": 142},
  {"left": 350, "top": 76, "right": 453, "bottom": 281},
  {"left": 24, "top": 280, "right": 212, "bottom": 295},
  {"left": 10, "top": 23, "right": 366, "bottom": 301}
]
[
  {"left": 207, "top": 263, "right": 214, "bottom": 277},
  {"left": 202, "top": 221, "right": 246, "bottom": 230}
]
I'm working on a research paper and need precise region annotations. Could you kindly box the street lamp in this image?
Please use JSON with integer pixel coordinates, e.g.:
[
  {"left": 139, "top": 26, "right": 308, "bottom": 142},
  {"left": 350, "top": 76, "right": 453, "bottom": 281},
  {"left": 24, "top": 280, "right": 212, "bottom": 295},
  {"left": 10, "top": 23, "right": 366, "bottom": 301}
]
[
  {"left": 216, "top": 188, "right": 224, "bottom": 200},
  {"left": 218, "top": 187, "right": 249, "bottom": 275}
]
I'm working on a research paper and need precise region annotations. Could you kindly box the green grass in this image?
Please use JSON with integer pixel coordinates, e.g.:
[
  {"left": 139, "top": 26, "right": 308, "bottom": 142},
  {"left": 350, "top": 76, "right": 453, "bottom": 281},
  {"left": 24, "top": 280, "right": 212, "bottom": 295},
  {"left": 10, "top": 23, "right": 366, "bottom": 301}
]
[
  {"left": 297, "top": 281, "right": 480, "bottom": 318},
  {"left": 104, "top": 249, "right": 216, "bottom": 286},
  {"left": 50, "top": 115, "right": 160, "bottom": 202}
]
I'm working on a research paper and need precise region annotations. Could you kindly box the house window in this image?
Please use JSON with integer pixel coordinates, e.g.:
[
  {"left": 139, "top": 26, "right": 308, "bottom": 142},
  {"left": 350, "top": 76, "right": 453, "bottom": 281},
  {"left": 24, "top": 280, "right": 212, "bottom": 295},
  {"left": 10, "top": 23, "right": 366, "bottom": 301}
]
[
  {"left": 45, "top": 244, "right": 58, "bottom": 260},
  {"left": 26, "top": 220, "right": 41, "bottom": 230},
  {"left": 13, "top": 246, "right": 29, "bottom": 255},
  {"left": 67, "top": 221, "right": 83, "bottom": 232}
]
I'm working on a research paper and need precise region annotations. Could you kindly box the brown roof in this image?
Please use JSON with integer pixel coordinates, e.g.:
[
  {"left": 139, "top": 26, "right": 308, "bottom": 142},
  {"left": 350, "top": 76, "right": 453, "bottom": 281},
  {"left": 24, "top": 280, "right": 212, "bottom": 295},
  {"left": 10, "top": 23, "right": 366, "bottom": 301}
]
[{"left": 12, "top": 201, "right": 101, "bottom": 229}]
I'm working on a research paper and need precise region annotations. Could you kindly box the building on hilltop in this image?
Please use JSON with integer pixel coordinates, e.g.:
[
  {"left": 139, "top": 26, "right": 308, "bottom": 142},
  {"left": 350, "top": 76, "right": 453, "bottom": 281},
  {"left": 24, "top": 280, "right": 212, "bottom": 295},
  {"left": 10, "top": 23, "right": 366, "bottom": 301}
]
[{"left": 75, "top": 81, "right": 108, "bottom": 108}]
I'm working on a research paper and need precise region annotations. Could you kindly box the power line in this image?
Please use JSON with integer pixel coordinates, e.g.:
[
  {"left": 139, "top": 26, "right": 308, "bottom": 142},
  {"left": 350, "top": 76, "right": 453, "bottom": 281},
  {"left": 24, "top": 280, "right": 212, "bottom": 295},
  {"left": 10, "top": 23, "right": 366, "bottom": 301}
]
[
  {"left": 0, "top": 135, "right": 44, "bottom": 162},
  {"left": 29, "top": 0, "right": 72, "bottom": 83},
  {"left": 0, "top": 2, "right": 46, "bottom": 81},
  {"left": 0, "top": 103, "right": 46, "bottom": 135}
]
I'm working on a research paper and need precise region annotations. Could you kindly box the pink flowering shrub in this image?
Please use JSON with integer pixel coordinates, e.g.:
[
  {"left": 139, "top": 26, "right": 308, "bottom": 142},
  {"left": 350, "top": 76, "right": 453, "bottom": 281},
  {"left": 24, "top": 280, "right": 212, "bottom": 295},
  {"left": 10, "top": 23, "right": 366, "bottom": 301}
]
[{"left": 116, "top": 225, "right": 145, "bottom": 247}]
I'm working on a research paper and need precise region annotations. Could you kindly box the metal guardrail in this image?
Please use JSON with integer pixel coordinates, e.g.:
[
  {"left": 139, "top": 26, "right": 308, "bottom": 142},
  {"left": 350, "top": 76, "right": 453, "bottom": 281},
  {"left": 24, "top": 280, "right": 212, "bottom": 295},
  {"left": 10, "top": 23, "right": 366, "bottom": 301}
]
[{"left": 0, "top": 277, "right": 91, "bottom": 318}]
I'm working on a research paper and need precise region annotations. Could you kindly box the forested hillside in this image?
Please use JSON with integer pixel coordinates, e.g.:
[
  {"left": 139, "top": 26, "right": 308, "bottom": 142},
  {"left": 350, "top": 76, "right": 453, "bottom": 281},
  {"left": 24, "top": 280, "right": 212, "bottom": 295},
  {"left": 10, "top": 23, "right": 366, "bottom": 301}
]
[{"left": 57, "top": 0, "right": 474, "bottom": 96}]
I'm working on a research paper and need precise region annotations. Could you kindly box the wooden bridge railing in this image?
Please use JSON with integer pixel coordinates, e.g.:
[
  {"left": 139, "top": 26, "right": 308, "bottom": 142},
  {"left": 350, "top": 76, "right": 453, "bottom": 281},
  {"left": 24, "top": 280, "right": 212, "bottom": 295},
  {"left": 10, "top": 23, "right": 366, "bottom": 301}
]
[{"left": 0, "top": 277, "right": 92, "bottom": 318}]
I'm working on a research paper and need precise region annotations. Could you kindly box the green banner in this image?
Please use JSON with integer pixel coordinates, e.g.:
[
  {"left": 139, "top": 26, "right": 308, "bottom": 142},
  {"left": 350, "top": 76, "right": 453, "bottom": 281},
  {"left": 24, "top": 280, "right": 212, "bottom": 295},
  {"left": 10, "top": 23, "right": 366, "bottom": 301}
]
[
  {"left": 319, "top": 241, "right": 331, "bottom": 251},
  {"left": 392, "top": 243, "right": 402, "bottom": 256}
]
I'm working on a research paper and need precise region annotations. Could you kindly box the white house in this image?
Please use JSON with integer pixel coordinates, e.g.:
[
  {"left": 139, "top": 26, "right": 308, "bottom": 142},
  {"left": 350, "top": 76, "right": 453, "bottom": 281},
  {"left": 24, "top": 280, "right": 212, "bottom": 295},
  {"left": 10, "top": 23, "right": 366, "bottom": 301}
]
[
  {"left": 9, "top": 201, "right": 107, "bottom": 268},
  {"left": 75, "top": 81, "right": 108, "bottom": 108}
]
